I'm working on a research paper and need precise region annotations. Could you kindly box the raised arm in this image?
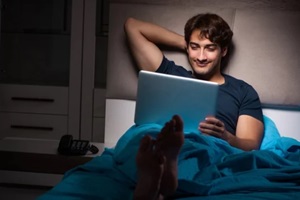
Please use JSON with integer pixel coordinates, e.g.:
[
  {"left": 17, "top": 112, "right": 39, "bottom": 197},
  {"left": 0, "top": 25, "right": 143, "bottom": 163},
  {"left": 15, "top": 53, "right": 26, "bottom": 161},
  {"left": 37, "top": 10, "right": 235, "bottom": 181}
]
[{"left": 124, "top": 17, "right": 186, "bottom": 71}]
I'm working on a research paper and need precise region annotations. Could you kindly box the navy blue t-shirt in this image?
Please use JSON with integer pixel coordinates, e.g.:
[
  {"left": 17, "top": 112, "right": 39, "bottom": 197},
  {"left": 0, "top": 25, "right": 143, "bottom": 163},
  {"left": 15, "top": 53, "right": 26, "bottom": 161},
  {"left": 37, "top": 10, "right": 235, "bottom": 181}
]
[{"left": 156, "top": 56, "right": 263, "bottom": 135}]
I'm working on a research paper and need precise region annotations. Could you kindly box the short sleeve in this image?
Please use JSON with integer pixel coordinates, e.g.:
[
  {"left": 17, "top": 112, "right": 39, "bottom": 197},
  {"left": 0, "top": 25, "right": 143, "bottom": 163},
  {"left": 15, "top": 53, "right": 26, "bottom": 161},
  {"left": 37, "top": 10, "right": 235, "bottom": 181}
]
[
  {"left": 239, "top": 84, "right": 263, "bottom": 123},
  {"left": 156, "top": 56, "right": 192, "bottom": 77}
]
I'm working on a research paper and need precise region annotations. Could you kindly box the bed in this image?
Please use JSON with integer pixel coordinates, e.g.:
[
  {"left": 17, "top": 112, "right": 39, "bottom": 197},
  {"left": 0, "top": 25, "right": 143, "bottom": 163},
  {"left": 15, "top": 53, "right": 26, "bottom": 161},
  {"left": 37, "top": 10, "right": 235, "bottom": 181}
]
[
  {"left": 38, "top": 1, "right": 300, "bottom": 199},
  {"left": 38, "top": 118, "right": 300, "bottom": 199}
]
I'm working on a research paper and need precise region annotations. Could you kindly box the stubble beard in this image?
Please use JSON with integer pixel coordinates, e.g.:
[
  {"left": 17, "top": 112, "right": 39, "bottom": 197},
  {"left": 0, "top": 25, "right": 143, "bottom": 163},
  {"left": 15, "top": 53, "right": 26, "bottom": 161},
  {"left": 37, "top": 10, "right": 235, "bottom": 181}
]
[{"left": 189, "top": 58, "right": 222, "bottom": 81}]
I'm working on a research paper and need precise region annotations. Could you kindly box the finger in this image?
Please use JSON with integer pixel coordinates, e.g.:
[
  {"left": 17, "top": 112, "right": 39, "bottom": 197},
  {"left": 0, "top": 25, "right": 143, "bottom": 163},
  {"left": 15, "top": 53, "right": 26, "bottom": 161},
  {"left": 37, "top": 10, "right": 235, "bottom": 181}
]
[
  {"left": 201, "top": 117, "right": 224, "bottom": 128},
  {"left": 200, "top": 121, "right": 219, "bottom": 131},
  {"left": 199, "top": 123, "right": 225, "bottom": 138},
  {"left": 204, "top": 116, "right": 217, "bottom": 121},
  {"left": 199, "top": 126, "right": 219, "bottom": 137}
]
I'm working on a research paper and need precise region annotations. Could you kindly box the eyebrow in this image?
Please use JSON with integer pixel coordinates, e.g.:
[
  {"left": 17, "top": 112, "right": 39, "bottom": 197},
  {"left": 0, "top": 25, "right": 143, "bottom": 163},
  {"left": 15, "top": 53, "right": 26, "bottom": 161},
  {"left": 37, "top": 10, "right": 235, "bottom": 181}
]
[{"left": 189, "top": 42, "right": 218, "bottom": 48}]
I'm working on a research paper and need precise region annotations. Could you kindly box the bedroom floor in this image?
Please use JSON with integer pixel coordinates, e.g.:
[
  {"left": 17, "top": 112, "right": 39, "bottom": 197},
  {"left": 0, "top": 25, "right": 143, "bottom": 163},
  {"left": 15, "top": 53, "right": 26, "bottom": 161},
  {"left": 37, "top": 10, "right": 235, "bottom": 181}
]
[{"left": 0, "top": 185, "right": 50, "bottom": 200}]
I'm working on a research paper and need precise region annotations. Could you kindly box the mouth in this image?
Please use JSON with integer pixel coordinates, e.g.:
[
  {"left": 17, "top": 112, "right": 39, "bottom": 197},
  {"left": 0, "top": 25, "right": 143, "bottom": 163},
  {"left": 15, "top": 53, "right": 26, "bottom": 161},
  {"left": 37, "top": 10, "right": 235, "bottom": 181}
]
[{"left": 195, "top": 61, "right": 210, "bottom": 68}]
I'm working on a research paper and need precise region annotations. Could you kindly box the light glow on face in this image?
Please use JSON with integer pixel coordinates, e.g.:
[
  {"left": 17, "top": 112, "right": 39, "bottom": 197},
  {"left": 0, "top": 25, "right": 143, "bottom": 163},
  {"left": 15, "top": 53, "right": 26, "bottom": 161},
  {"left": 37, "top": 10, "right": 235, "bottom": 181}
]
[{"left": 187, "top": 30, "right": 227, "bottom": 80}]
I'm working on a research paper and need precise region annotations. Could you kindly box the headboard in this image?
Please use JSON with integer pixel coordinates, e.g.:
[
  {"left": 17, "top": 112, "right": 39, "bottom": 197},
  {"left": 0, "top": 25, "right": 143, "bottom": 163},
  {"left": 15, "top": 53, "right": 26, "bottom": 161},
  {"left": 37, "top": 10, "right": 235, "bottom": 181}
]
[{"left": 104, "top": 1, "right": 300, "bottom": 146}]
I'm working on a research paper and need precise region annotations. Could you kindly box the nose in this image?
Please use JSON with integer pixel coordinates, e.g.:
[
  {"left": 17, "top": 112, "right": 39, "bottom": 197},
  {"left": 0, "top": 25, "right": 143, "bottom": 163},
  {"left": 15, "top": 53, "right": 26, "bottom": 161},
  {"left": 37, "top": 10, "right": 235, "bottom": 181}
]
[{"left": 197, "top": 49, "right": 207, "bottom": 62}]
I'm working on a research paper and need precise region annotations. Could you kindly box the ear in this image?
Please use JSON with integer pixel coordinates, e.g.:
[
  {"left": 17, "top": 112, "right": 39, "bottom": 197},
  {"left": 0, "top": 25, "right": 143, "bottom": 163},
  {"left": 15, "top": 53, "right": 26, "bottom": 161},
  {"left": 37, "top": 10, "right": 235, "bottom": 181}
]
[{"left": 221, "top": 47, "right": 228, "bottom": 57}]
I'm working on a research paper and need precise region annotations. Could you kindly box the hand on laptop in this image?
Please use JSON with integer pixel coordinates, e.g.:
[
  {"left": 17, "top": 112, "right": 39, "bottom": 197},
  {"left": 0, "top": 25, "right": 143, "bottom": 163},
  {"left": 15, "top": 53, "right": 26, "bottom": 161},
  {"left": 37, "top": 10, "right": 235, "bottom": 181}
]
[{"left": 199, "top": 117, "right": 228, "bottom": 141}]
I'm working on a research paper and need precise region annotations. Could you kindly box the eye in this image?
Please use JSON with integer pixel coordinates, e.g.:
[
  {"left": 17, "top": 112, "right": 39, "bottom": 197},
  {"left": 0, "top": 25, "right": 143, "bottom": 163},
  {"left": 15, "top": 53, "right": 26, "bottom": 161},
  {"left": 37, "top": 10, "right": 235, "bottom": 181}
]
[
  {"left": 206, "top": 46, "right": 217, "bottom": 52},
  {"left": 189, "top": 44, "right": 198, "bottom": 50}
]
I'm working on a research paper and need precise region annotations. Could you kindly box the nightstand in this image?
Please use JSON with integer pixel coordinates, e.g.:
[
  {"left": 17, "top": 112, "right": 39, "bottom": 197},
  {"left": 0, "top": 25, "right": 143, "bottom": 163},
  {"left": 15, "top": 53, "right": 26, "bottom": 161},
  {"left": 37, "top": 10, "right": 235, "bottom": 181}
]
[{"left": 0, "top": 137, "right": 108, "bottom": 187}]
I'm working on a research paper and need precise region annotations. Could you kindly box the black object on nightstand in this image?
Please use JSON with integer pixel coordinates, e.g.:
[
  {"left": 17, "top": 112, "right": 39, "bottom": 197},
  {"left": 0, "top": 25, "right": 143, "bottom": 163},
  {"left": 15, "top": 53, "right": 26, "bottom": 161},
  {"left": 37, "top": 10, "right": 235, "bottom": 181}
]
[{"left": 58, "top": 135, "right": 99, "bottom": 156}]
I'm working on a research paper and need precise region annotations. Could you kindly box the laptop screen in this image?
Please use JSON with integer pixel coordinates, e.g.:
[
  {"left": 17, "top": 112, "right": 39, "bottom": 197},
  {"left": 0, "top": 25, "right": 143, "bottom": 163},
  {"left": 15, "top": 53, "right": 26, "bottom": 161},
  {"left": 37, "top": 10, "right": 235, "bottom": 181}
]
[{"left": 134, "top": 70, "right": 219, "bottom": 134}]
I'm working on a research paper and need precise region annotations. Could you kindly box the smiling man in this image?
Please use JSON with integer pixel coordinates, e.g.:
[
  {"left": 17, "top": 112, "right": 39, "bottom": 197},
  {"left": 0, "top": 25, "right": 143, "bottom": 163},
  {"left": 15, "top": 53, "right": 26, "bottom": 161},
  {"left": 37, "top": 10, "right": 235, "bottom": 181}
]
[{"left": 124, "top": 13, "right": 264, "bottom": 152}]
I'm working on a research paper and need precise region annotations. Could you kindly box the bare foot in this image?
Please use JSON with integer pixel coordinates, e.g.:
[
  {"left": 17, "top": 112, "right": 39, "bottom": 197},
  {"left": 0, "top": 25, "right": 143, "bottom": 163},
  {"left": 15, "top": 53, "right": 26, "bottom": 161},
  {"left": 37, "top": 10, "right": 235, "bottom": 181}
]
[
  {"left": 156, "top": 115, "right": 184, "bottom": 197},
  {"left": 134, "top": 135, "right": 165, "bottom": 200}
]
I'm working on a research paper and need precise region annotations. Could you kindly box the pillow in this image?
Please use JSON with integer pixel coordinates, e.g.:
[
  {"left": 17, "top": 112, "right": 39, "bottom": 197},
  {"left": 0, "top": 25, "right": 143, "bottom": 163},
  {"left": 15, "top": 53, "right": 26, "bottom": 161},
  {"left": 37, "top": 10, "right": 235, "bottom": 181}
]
[{"left": 260, "top": 115, "right": 281, "bottom": 150}]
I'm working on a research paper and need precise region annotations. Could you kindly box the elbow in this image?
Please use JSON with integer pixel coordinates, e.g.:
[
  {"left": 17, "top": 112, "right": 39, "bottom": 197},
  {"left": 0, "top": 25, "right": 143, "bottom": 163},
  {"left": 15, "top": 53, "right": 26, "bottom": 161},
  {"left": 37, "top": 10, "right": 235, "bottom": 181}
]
[
  {"left": 124, "top": 17, "right": 137, "bottom": 34},
  {"left": 243, "top": 141, "right": 261, "bottom": 151}
]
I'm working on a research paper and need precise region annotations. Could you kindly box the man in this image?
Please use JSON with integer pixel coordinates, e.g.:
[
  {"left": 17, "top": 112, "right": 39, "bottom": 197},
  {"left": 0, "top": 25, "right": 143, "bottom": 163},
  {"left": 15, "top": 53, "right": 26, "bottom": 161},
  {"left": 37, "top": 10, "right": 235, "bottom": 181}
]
[{"left": 124, "top": 13, "right": 264, "bottom": 151}]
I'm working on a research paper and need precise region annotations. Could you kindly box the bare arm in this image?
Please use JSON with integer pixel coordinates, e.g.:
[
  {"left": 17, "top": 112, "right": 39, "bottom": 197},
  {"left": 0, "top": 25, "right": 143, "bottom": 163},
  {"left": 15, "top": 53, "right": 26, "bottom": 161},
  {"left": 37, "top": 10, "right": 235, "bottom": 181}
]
[
  {"left": 124, "top": 17, "right": 186, "bottom": 71},
  {"left": 227, "top": 115, "right": 264, "bottom": 151},
  {"left": 199, "top": 115, "right": 264, "bottom": 151}
]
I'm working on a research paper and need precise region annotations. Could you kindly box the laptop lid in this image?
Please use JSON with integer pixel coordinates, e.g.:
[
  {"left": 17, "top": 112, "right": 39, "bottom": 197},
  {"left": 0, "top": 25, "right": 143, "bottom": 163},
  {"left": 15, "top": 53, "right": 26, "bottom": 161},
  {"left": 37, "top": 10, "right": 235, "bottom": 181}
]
[{"left": 134, "top": 70, "right": 219, "bottom": 133}]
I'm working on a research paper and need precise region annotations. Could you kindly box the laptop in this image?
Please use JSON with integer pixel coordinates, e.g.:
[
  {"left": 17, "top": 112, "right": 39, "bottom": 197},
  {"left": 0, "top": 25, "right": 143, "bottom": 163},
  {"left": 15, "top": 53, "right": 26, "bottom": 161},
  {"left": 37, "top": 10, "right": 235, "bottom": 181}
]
[{"left": 134, "top": 70, "right": 219, "bottom": 133}]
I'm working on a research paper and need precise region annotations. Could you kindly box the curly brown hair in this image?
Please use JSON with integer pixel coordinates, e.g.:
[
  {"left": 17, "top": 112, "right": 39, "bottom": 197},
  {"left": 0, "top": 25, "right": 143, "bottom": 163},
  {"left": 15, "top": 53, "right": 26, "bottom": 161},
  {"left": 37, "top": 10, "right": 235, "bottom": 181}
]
[{"left": 184, "top": 13, "right": 233, "bottom": 49}]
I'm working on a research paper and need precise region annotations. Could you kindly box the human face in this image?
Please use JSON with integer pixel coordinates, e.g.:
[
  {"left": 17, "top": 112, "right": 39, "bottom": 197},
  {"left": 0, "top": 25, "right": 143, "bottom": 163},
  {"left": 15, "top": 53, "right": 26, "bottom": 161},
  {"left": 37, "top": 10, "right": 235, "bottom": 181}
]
[{"left": 187, "top": 30, "right": 227, "bottom": 81}]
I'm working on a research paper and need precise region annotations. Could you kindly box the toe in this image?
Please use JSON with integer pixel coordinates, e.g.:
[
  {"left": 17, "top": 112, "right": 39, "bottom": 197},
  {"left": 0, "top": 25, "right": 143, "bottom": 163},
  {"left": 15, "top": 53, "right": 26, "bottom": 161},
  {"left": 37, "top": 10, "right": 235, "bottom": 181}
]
[
  {"left": 139, "top": 135, "right": 151, "bottom": 152},
  {"left": 173, "top": 115, "right": 183, "bottom": 132}
]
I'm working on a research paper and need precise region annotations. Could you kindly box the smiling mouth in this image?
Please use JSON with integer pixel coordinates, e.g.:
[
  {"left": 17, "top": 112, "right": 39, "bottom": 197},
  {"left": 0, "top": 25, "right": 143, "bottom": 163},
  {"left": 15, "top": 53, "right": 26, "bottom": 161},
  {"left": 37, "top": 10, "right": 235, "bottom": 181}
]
[{"left": 195, "top": 61, "right": 209, "bottom": 67}]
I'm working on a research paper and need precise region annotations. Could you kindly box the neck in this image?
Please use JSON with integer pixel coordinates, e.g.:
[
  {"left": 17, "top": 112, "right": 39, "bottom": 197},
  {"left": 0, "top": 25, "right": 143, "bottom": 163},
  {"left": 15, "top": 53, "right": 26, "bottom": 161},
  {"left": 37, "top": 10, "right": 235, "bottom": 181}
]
[{"left": 209, "top": 73, "right": 225, "bottom": 84}]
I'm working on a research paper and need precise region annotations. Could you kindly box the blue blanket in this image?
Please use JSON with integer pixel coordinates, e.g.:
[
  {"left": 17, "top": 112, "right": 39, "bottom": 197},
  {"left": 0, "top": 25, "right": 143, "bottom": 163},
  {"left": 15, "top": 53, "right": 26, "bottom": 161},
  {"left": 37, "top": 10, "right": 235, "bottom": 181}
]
[{"left": 38, "top": 116, "right": 300, "bottom": 199}]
